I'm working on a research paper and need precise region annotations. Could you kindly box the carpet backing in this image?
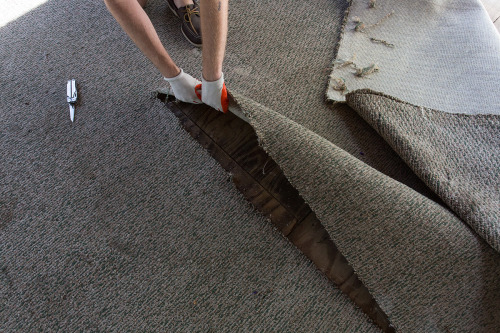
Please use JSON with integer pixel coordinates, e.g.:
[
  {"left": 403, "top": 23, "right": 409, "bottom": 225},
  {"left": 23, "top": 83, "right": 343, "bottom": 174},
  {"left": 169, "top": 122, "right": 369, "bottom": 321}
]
[{"left": 327, "top": 0, "right": 500, "bottom": 115}]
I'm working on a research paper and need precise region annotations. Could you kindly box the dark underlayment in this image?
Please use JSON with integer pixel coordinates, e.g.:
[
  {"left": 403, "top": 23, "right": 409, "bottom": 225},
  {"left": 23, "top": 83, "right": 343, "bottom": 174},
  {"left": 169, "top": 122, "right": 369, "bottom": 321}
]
[{"left": 157, "top": 93, "right": 394, "bottom": 331}]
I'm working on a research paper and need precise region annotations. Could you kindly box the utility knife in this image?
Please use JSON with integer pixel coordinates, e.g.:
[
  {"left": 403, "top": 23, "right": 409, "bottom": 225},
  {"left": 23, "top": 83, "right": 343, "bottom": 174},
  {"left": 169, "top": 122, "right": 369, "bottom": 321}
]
[{"left": 66, "top": 79, "right": 77, "bottom": 122}]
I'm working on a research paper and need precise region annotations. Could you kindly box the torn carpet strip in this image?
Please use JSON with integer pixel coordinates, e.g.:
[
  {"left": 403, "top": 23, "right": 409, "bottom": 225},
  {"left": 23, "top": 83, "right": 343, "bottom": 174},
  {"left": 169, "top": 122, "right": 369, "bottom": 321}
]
[
  {"left": 328, "top": 0, "right": 500, "bottom": 251},
  {"left": 232, "top": 92, "right": 500, "bottom": 332}
]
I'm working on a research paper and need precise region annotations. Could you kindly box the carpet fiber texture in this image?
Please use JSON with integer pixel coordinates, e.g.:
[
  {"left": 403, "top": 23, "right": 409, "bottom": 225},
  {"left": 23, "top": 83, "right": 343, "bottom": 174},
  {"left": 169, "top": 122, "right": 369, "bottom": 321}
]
[{"left": 0, "top": 0, "right": 378, "bottom": 331}]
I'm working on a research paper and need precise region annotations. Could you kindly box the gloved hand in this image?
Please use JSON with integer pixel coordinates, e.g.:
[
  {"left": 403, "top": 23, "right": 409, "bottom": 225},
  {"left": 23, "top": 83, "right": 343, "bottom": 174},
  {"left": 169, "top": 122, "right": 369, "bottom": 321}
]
[
  {"left": 163, "top": 69, "right": 202, "bottom": 104},
  {"left": 194, "top": 73, "right": 229, "bottom": 113}
]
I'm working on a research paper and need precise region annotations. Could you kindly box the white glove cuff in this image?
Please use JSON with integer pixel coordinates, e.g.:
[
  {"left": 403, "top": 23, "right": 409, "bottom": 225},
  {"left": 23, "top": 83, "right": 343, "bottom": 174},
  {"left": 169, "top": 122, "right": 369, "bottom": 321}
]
[
  {"left": 163, "top": 68, "right": 185, "bottom": 82},
  {"left": 202, "top": 72, "right": 224, "bottom": 87}
]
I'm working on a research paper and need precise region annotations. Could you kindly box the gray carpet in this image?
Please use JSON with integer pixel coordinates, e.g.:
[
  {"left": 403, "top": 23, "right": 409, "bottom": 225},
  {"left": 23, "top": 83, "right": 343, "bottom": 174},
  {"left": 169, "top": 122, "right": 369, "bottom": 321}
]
[
  {"left": 3, "top": 0, "right": 498, "bottom": 331},
  {"left": 0, "top": 0, "right": 379, "bottom": 331}
]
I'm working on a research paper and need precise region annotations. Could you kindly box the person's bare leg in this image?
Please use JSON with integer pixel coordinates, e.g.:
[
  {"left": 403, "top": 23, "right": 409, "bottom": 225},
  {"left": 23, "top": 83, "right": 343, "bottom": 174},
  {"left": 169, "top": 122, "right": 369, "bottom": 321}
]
[
  {"left": 200, "top": 0, "right": 228, "bottom": 81},
  {"left": 174, "top": 0, "right": 194, "bottom": 7},
  {"left": 104, "top": 0, "right": 180, "bottom": 78}
]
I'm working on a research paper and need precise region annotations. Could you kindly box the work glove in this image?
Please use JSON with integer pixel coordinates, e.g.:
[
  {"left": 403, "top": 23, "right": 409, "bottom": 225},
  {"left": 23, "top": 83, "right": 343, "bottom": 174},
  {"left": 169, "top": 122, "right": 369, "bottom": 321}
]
[
  {"left": 163, "top": 69, "right": 202, "bottom": 104},
  {"left": 194, "top": 73, "right": 229, "bottom": 113}
]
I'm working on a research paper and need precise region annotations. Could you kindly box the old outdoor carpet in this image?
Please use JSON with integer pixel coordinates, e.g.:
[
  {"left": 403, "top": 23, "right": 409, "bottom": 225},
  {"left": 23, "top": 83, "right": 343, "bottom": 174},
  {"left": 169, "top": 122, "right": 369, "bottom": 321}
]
[
  {"left": 0, "top": 0, "right": 379, "bottom": 331},
  {"left": 2, "top": 0, "right": 499, "bottom": 333},
  {"left": 328, "top": 0, "right": 500, "bottom": 252}
]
